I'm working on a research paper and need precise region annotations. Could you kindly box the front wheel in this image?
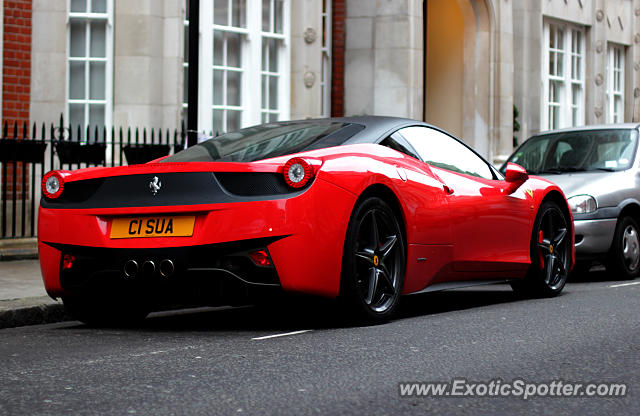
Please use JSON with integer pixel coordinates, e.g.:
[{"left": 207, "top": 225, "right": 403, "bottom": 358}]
[
  {"left": 340, "top": 197, "right": 406, "bottom": 323},
  {"left": 511, "top": 201, "right": 571, "bottom": 297},
  {"left": 606, "top": 216, "right": 640, "bottom": 280}
]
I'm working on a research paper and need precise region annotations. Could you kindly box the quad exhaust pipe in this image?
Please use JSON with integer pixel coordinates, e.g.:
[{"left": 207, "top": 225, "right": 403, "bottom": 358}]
[
  {"left": 142, "top": 260, "right": 156, "bottom": 276},
  {"left": 159, "top": 259, "right": 175, "bottom": 278},
  {"left": 123, "top": 259, "right": 175, "bottom": 278},
  {"left": 123, "top": 260, "right": 138, "bottom": 278}
]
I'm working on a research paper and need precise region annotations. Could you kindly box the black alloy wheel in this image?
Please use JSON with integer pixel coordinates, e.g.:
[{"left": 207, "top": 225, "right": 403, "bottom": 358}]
[
  {"left": 512, "top": 201, "right": 570, "bottom": 296},
  {"left": 341, "top": 197, "right": 406, "bottom": 322}
]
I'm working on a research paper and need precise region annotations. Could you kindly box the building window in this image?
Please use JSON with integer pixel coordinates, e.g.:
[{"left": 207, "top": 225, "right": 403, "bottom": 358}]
[
  {"left": 189, "top": 0, "right": 290, "bottom": 135},
  {"left": 68, "top": 0, "right": 112, "bottom": 138},
  {"left": 607, "top": 44, "right": 625, "bottom": 123},
  {"left": 321, "top": 0, "right": 332, "bottom": 118},
  {"left": 212, "top": 0, "right": 246, "bottom": 134},
  {"left": 569, "top": 29, "right": 583, "bottom": 126},
  {"left": 543, "top": 22, "right": 585, "bottom": 130}
]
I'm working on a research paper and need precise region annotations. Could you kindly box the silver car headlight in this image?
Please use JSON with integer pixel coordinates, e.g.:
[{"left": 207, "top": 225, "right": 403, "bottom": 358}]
[{"left": 568, "top": 194, "right": 597, "bottom": 214}]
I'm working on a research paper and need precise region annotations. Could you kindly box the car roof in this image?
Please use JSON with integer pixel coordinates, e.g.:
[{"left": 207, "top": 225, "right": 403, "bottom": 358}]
[
  {"left": 533, "top": 123, "right": 640, "bottom": 136},
  {"left": 279, "top": 115, "right": 439, "bottom": 144},
  {"left": 333, "top": 115, "right": 423, "bottom": 128},
  {"left": 208, "top": 115, "right": 447, "bottom": 144},
  {"left": 335, "top": 116, "right": 430, "bottom": 143}
]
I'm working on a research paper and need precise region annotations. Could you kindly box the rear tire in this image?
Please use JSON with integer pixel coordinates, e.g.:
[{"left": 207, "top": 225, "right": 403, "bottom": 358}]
[
  {"left": 511, "top": 201, "right": 571, "bottom": 297},
  {"left": 606, "top": 216, "right": 640, "bottom": 280},
  {"left": 340, "top": 197, "right": 406, "bottom": 323},
  {"left": 63, "top": 294, "right": 149, "bottom": 327}
]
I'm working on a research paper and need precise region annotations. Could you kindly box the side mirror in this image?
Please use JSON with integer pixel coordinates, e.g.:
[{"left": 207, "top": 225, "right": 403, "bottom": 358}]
[{"left": 504, "top": 162, "right": 528, "bottom": 194}]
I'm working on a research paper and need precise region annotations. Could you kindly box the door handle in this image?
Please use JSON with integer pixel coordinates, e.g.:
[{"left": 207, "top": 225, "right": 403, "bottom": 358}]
[{"left": 443, "top": 185, "right": 454, "bottom": 195}]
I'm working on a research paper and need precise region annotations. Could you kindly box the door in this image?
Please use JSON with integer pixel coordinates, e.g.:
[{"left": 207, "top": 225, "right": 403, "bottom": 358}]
[{"left": 396, "top": 126, "right": 533, "bottom": 274}]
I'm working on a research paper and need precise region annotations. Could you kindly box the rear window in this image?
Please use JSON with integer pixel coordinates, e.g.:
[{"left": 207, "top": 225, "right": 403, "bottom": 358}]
[{"left": 162, "top": 121, "right": 365, "bottom": 163}]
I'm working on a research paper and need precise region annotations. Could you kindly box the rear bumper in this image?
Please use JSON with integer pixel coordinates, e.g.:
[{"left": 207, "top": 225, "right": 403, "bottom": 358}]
[
  {"left": 43, "top": 239, "right": 283, "bottom": 307},
  {"left": 574, "top": 218, "right": 616, "bottom": 257},
  {"left": 38, "top": 178, "right": 357, "bottom": 300}
]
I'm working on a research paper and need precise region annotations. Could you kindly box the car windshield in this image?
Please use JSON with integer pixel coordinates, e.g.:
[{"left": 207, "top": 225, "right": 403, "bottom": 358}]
[
  {"left": 502, "top": 128, "right": 638, "bottom": 174},
  {"left": 161, "top": 121, "right": 365, "bottom": 163}
]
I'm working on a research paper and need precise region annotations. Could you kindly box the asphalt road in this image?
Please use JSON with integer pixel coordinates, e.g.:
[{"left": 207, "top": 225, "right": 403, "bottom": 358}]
[{"left": 1, "top": 272, "right": 639, "bottom": 415}]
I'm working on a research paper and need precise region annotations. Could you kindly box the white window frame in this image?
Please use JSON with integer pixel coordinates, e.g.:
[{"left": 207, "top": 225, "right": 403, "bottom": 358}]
[
  {"left": 606, "top": 44, "right": 625, "bottom": 123},
  {"left": 66, "top": 0, "right": 113, "bottom": 140},
  {"left": 542, "top": 20, "right": 585, "bottom": 130},
  {"left": 195, "top": 0, "right": 290, "bottom": 135},
  {"left": 261, "top": 0, "right": 287, "bottom": 123}
]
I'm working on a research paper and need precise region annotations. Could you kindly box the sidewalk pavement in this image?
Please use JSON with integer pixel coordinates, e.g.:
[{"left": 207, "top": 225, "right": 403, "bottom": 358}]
[{"left": 0, "top": 258, "right": 71, "bottom": 329}]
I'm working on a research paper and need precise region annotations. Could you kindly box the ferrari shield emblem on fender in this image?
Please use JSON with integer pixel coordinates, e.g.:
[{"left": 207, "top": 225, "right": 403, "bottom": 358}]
[
  {"left": 149, "top": 176, "right": 162, "bottom": 195},
  {"left": 525, "top": 189, "right": 534, "bottom": 199}
]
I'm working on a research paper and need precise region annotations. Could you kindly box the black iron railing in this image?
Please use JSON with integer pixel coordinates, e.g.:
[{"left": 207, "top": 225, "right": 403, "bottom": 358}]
[{"left": 0, "top": 114, "right": 188, "bottom": 239}]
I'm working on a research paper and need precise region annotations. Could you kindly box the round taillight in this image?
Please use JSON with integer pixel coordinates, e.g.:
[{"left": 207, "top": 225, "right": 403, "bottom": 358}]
[
  {"left": 42, "top": 171, "right": 64, "bottom": 199},
  {"left": 284, "top": 157, "right": 314, "bottom": 188}
]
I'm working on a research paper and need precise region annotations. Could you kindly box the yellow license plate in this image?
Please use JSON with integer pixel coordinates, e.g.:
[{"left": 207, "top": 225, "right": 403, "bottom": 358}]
[{"left": 110, "top": 216, "right": 195, "bottom": 239}]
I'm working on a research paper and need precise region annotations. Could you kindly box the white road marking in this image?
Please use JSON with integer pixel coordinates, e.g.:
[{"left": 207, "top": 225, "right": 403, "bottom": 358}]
[
  {"left": 609, "top": 281, "right": 640, "bottom": 288},
  {"left": 251, "top": 330, "right": 312, "bottom": 340}
]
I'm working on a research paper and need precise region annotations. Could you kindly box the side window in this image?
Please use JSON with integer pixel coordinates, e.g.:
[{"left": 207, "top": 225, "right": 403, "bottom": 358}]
[
  {"left": 507, "top": 138, "right": 550, "bottom": 174},
  {"left": 380, "top": 133, "right": 421, "bottom": 160},
  {"left": 546, "top": 136, "right": 588, "bottom": 169},
  {"left": 549, "top": 141, "right": 574, "bottom": 168},
  {"left": 397, "top": 126, "right": 494, "bottom": 180}
]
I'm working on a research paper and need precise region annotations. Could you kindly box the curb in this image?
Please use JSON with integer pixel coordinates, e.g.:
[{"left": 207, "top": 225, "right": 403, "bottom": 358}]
[
  {"left": 0, "top": 249, "right": 38, "bottom": 261},
  {"left": 0, "top": 297, "right": 72, "bottom": 329},
  {"left": 0, "top": 238, "right": 38, "bottom": 261}
]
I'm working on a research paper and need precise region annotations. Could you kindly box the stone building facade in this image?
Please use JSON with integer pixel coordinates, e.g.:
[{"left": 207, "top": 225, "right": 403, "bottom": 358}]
[
  {"left": 29, "top": 0, "right": 331, "bottom": 137},
  {"left": 514, "top": 0, "right": 640, "bottom": 150},
  {"left": 343, "top": 0, "right": 640, "bottom": 162},
  {"left": 14, "top": 0, "right": 640, "bottom": 163}
]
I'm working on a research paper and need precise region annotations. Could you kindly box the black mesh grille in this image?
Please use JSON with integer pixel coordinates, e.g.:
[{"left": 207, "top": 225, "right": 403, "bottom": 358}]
[
  {"left": 215, "top": 172, "right": 296, "bottom": 196},
  {"left": 51, "top": 178, "right": 105, "bottom": 204},
  {"left": 42, "top": 172, "right": 229, "bottom": 209}
]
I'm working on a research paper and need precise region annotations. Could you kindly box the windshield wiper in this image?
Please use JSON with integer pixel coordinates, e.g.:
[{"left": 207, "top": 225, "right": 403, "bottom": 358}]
[{"left": 536, "top": 167, "right": 587, "bottom": 174}]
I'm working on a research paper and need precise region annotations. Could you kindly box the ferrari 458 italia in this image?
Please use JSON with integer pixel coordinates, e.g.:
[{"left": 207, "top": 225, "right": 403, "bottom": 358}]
[{"left": 38, "top": 116, "right": 575, "bottom": 324}]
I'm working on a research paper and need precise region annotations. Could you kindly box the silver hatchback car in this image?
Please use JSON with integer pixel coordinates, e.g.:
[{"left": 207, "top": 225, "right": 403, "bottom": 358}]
[{"left": 502, "top": 124, "right": 640, "bottom": 278}]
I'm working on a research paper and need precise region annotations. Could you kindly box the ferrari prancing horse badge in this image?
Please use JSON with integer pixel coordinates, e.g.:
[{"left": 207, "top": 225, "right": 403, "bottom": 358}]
[{"left": 149, "top": 176, "right": 162, "bottom": 195}]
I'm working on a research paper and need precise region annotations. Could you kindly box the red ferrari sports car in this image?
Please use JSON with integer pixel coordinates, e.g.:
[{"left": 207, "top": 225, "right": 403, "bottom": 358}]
[{"left": 38, "top": 116, "right": 574, "bottom": 324}]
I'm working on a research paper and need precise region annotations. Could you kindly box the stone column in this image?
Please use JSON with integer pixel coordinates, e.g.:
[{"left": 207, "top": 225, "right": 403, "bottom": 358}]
[
  {"left": 512, "top": 0, "right": 542, "bottom": 146},
  {"left": 491, "top": 0, "right": 515, "bottom": 165},
  {"left": 630, "top": 0, "right": 640, "bottom": 121},
  {"left": 112, "top": 0, "right": 183, "bottom": 129},
  {"left": 290, "top": 0, "right": 323, "bottom": 119},
  {"left": 30, "top": 0, "right": 67, "bottom": 127},
  {"left": 589, "top": 0, "right": 607, "bottom": 125},
  {"left": 344, "top": 0, "right": 423, "bottom": 120}
]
